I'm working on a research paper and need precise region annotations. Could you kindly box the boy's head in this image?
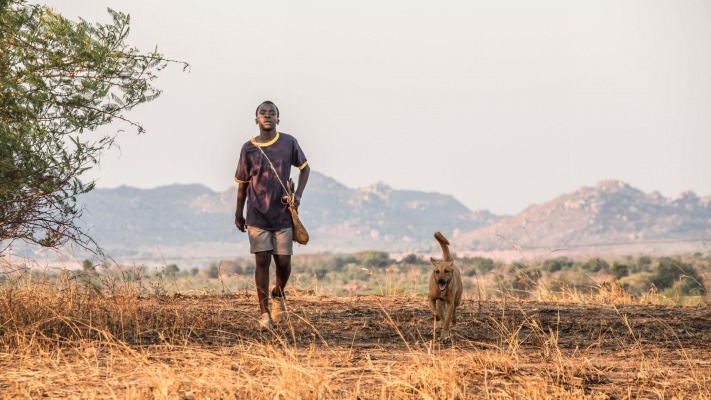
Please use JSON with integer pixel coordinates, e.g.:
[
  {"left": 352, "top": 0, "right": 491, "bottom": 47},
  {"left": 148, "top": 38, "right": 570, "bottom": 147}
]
[
  {"left": 255, "top": 101, "right": 279, "bottom": 117},
  {"left": 255, "top": 100, "right": 279, "bottom": 131}
]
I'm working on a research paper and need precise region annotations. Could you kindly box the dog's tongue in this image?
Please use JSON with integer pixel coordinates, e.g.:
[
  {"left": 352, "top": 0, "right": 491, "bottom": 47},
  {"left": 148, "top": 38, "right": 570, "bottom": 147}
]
[{"left": 438, "top": 283, "right": 447, "bottom": 291}]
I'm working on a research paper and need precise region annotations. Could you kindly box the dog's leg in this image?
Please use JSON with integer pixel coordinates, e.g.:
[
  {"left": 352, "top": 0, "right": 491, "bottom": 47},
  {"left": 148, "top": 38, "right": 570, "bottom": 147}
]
[
  {"left": 436, "top": 299, "right": 445, "bottom": 322},
  {"left": 452, "top": 289, "right": 462, "bottom": 326},
  {"left": 441, "top": 301, "right": 456, "bottom": 340},
  {"left": 429, "top": 298, "right": 440, "bottom": 321},
  {"left": 429, "top": 298, "right": 439, "bottom": 340}
]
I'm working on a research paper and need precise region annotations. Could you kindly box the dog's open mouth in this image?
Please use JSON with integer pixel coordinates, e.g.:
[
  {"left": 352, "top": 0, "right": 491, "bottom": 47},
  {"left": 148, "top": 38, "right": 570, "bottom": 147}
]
[{"left": 438, "top": 282, "right": 447, "bottom": 291}]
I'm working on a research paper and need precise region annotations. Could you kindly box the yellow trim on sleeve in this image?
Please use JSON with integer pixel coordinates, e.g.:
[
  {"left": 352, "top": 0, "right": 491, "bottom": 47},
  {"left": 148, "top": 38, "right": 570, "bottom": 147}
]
[
  {"left": 250, "top": 131, "right": 280, "bottom": 147},
  {"left": 234, "top": 177, "right": 249, "bottom": 184},
  {"left": 298, "top": 161, "right": 309, "bottom": 170}
]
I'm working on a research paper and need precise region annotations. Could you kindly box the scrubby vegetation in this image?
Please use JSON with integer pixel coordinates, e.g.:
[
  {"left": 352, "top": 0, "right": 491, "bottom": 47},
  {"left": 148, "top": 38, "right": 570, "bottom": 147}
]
[
  {"left": 5, "top": 251, "right": 709, "bottom": 310},
  {"left": 1, "top": 252, "right": 710, "bottom": 399},
  {"left": 44, "top": 252, "right": 708, "bottom": 306}
]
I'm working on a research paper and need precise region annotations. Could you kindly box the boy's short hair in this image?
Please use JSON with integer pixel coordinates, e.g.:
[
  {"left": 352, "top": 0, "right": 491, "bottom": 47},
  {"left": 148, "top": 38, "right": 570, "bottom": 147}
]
[{"left": 256, "top": 101, "right": 279, "bottom": 117}]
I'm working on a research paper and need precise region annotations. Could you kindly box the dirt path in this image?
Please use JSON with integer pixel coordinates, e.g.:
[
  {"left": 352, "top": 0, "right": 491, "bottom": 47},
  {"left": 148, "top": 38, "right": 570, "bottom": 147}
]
[
  {"left": 129, "top": 293, "right": 711, "bottom": 398},
  {"left": 2, "top": 292, "right": 710, "bottom": 398},
  {"left": 150, "top": 293, "right": 711, "bottom": 350}
]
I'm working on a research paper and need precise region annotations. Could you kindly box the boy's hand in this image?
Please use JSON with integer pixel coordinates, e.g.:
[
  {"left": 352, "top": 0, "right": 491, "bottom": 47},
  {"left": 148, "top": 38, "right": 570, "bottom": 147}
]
[
  {"left": 235, "top": 215, "right": 246, "bottom": 232},
  {"left": 293, "top": 194, "right": 301, "bottom": 210}
]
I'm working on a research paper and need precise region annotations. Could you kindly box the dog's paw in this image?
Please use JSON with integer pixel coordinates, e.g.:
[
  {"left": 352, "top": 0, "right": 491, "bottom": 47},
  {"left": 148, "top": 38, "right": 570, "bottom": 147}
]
[{"left": 439, "top": 329, "right": 452, "bottom": 342}]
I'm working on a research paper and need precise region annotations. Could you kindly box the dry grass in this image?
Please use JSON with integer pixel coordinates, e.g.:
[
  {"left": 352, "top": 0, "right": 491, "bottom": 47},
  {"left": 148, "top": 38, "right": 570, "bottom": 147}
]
[{"left": 0, "top": 267, "right": 710, "bottom": 399}]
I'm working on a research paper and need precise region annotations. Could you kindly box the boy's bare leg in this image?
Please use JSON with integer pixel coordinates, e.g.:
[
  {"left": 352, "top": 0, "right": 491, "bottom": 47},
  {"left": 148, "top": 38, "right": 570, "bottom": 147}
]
[
  {"left": 254, "top": 251, "right": 272, "bottom": 314},
  {"left": 272, "top": 254, "right": 291, "bottom": 297}
]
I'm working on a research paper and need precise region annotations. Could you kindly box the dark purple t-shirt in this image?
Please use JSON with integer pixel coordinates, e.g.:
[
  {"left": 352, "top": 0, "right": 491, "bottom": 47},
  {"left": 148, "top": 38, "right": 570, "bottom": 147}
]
[{"left": 234, "top": 132, "right": 308, "bottom": 230}]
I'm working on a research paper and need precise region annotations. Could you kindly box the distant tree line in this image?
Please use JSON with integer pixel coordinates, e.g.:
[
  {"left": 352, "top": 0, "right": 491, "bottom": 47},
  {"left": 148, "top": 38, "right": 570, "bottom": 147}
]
[{"left": 5, "top": 251, "right": 704, "bottom": 302}]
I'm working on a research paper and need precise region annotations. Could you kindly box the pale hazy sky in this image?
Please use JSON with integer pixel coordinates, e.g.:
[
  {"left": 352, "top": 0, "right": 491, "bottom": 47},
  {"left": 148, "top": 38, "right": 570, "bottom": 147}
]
[{"left": 35, "top": 0, "right": 711, "bottom": 215}]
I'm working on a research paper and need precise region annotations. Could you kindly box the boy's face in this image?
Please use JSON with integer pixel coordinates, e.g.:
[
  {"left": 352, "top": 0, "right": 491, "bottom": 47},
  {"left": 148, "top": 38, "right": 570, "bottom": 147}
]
[{"left": 255, "top": 103, "right": 279, "bottom": 131}]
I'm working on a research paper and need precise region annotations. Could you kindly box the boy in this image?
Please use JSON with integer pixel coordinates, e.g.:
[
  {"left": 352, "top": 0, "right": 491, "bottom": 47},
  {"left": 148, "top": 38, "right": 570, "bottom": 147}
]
[{"left": 234, "top": 100, "right": 310, "bottom": 330}]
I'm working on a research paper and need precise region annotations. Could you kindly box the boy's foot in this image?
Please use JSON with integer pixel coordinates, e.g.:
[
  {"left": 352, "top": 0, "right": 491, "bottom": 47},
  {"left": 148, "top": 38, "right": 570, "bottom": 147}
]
[
  {"left": 271, "top": 294, "right": 287, "bottom": 324},
  {"left": 258, "top": 312, "right": 273, "bottom": 330}
]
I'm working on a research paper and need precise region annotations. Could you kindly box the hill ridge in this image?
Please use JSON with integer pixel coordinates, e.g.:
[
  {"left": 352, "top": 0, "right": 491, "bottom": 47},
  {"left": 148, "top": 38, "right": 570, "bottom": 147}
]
[{"left": 76, "top": 172, "right": 711, "bottom": 260}]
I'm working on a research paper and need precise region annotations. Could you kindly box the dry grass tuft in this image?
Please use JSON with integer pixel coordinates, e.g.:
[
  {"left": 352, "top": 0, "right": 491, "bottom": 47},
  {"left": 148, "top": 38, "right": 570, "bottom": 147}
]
[{"left": 0, "top": 264, "right": 710, "bottom": 399}]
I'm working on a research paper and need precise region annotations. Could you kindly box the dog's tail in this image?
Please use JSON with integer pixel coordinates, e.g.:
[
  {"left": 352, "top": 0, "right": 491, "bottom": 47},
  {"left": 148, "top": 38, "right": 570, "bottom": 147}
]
[{"left": 434, "top": 231, "right": 452, "bottom": 262}]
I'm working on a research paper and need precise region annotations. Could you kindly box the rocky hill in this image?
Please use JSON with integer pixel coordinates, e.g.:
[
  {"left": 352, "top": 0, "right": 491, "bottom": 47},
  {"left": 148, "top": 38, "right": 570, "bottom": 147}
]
[
  {"left": 74, "top": 174, "right": 710, "bottom": 262},
  {"left": 456, "top": 180, "right": 711, "bottom": 256}
]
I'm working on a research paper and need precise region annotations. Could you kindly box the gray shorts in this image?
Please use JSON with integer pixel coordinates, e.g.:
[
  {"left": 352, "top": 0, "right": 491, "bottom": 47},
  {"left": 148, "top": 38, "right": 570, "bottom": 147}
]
[{"left": 247, "top": 226, "right": 294, "bottom": 255}]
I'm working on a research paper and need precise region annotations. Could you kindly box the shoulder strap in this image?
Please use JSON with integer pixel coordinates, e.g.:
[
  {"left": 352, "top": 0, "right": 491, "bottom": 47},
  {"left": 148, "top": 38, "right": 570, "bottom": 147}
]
[{"left": 254, "top": 143, "right": 294, "bottom": 204}]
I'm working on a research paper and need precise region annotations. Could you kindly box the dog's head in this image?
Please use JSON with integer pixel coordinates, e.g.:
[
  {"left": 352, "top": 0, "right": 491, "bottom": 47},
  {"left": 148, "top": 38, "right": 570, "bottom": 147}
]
[{"left": 430, "top": 257, "right": 455, "bottom": 291}]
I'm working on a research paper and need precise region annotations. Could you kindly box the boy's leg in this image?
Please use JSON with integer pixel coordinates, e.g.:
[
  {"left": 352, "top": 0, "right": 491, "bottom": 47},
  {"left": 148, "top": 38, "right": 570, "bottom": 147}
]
[
  {"left": 272, "top": 254, "right": 291, "bottom": 297},
  {"left": 271, "top": 227, "right": 294, "bottom": 298},
  {"left": 254, "top": 251, "right": 272, "bottom": 314},
  {"left": 270, "top": 228, "right": 293, "bottom": 323},
  {"left": 270, "top": 254, "right": 290, "bottom": 323}
]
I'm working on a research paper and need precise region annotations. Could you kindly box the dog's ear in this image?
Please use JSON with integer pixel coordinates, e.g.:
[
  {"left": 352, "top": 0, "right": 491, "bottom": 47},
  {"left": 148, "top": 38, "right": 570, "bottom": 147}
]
[{"left": 430, "top": 257, "right": 438, "bottom": 267}]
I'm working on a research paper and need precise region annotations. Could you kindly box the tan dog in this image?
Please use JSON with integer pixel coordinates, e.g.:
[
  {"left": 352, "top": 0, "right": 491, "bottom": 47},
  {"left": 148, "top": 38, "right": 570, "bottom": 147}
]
[{"left": 428, "top": 231, "right": 463, "bottom": 340}]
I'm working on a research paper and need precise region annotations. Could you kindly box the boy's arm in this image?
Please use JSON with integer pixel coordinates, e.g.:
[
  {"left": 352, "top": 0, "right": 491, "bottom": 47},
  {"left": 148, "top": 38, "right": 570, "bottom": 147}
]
[
  {"left": 235, "top": 182, "right": 248, "bottom": 232},
  {"left": 293, "top": 164, "right": 310, "bottom": 209}
]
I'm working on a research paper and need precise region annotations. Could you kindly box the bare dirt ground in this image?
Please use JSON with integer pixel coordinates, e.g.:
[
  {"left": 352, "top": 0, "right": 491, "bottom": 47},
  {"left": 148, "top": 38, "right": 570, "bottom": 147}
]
[
  {"left": 2, "top": 290, "right": 710, "bottom": 398},
  {"left": 135, "top": 292, "right": 711, "bottom": 398}
]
